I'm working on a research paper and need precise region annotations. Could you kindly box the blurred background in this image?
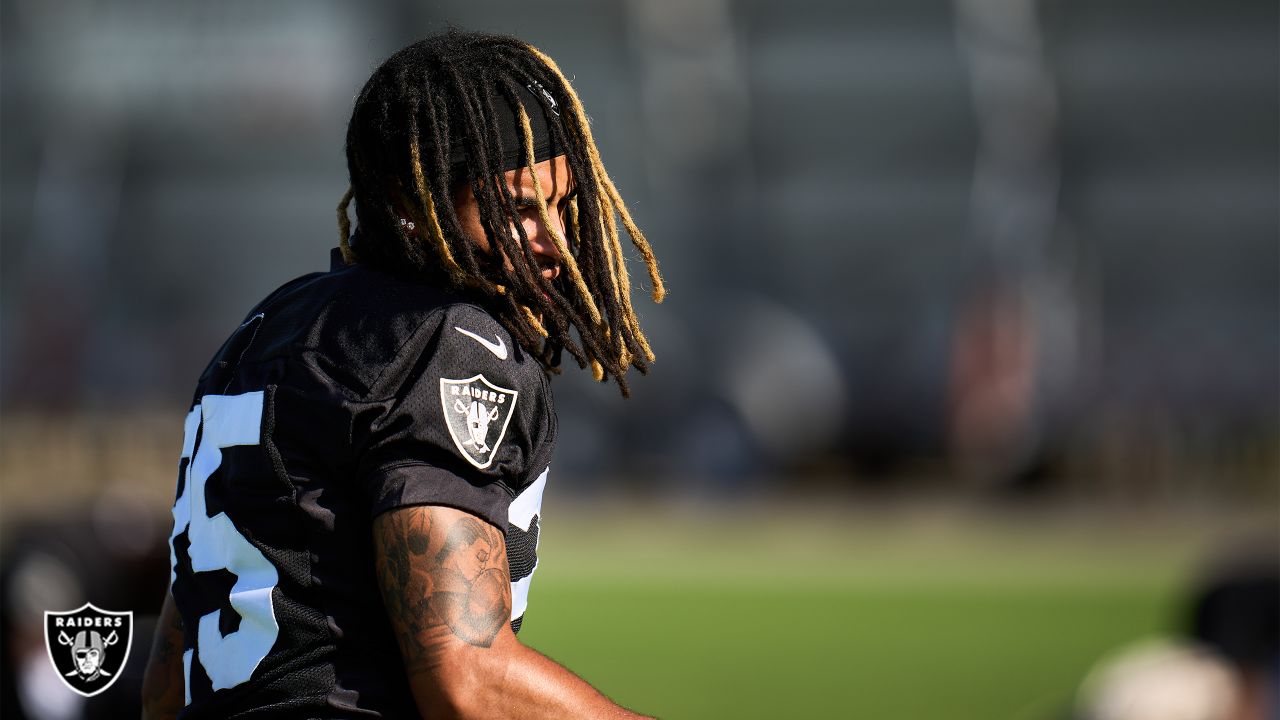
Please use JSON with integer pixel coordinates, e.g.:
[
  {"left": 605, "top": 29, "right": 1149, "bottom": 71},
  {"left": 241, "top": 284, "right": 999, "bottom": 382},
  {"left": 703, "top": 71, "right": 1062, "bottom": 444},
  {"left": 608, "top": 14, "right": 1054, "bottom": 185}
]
[{"left": 1, "top": 0, "right": 1276, "bottom": 718}]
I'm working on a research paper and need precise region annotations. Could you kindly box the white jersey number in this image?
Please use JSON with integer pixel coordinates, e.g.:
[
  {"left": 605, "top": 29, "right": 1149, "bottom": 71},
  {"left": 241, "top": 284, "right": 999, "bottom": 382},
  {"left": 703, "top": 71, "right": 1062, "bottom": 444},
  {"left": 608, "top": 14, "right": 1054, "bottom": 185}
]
[
  {"left": 169, "top": 391, "right": 279, "bottom": 703},
  {"left": 508, "top": 467, "right": 547, "bottom": 621}
]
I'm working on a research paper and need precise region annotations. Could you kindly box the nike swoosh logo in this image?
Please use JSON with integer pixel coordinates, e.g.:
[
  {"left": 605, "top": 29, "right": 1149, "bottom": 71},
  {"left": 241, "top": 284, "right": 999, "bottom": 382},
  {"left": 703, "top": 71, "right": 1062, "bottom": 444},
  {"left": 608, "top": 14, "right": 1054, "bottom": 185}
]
[{"left": 455, "top": 326, "right": 508, "bottom": 360}]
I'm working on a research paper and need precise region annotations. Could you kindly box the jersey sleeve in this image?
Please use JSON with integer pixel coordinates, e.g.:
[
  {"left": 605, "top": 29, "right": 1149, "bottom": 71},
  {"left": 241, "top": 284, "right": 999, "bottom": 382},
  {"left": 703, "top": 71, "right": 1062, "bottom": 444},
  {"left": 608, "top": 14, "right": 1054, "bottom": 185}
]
[{"left": 353, "top": 304, "right": 555, "bottom": 529}]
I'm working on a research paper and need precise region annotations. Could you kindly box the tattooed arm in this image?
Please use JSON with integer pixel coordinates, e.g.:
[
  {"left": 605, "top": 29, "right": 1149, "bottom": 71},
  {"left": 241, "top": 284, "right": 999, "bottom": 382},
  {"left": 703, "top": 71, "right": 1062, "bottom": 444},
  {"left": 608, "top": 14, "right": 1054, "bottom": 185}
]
[
  {"left": 373, "top": 505, "right": 651, "bottom": 719},
  {"left": 140, "top": 589, "right": 185, "bottom": 720}
]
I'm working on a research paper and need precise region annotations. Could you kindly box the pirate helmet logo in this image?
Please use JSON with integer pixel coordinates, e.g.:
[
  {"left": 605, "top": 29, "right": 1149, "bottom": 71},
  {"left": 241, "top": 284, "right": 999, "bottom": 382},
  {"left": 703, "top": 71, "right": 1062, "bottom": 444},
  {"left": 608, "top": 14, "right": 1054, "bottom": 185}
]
[
  {"left": 44, "top": 603, "right": 133, "bottom": 697},
  {"left": 440, "top": 374, "right": 519, "bottom": 469}
]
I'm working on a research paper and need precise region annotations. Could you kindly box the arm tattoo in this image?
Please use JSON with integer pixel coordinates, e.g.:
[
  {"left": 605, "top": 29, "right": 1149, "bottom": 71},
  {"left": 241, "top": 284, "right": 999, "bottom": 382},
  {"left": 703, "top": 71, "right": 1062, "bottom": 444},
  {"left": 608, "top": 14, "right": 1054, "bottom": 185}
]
[
  {"left": 154, "top": 605, "right": 184, "bottom": 666},
  {"left": 142, "top": 595, "right": 186, "bottom": 716},
  {"left": 433, "top": 516, "right": 509, "bottom": 645},
  {"left": 374, "top": 508, "right": 511, "bottom": 671}
]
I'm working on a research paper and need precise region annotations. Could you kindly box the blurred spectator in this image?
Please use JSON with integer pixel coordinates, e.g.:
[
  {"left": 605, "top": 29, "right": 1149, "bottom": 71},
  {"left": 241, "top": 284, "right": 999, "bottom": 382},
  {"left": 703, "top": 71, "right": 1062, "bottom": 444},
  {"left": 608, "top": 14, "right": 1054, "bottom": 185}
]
[
  {"left": 1073, "top": 639, "right": 1243, "bottom": 720},
  {"left": 1072, "top": 542, "right": 1279, "bottom": 720},
  {"left": 1189, "top": 544, "right": 1279, "bottom": 720}
]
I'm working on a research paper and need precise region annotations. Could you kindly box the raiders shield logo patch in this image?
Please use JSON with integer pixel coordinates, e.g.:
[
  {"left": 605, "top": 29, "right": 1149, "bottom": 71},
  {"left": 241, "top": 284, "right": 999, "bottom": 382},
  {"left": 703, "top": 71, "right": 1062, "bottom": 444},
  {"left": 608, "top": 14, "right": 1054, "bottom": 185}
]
[
  {"left": 440, "top": 374, "right": 519, "bottom": 469},
  {"left": 44, "top": 603, "right": 133, "bottom": 697}
]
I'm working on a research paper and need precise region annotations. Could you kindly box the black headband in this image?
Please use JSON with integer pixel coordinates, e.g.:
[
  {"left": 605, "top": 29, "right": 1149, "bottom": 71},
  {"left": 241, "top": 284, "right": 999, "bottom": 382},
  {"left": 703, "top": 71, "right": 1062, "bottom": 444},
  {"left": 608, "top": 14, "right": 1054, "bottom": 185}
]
[{"left": 448, "top": 81, "right": 562, "bottom": 181}]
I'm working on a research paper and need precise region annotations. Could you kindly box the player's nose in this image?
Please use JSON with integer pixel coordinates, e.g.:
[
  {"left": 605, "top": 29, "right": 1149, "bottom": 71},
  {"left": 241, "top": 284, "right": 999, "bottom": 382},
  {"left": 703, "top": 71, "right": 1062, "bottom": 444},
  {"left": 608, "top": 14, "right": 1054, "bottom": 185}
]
[{"left": 528, "top": 219, "right": 563, "bottom": 281}]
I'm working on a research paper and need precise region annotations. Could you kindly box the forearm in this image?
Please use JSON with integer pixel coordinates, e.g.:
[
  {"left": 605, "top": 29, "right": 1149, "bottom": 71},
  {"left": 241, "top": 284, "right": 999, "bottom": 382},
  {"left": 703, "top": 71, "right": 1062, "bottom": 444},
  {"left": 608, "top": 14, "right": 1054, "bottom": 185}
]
[
  {"left": 140, "top": 590, "right": 185, "bottom": 720},
  {"left": 501, "top": 641, "right": 652, "bottom": 719},
  {"left": 419, "top": 632, "right": 650, "bottom": 719}
]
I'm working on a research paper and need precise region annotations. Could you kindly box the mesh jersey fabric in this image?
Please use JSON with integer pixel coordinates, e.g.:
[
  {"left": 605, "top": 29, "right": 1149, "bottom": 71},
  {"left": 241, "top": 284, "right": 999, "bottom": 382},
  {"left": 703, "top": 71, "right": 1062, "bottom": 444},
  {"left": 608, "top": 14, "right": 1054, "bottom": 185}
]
[{"left": 168, "top": 250, "right": 556, "bottom": 718}]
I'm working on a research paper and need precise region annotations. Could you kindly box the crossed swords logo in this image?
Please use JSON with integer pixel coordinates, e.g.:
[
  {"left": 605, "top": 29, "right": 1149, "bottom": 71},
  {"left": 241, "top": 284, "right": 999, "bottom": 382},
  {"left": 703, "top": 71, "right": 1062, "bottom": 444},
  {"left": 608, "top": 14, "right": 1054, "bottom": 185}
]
[
  {"left": 440, "top": 375, "right": 518, "bottom": 470},
  {"left": 44, "top": 603, "right": 133, "bottom": 697}
]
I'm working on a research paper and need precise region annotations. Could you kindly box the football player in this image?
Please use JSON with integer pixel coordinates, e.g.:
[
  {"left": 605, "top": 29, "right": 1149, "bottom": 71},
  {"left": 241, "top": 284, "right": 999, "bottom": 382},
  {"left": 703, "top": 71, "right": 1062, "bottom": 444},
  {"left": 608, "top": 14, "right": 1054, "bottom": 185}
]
[{"left": 141, "top": 30, "right": 663, "bottom": 719}]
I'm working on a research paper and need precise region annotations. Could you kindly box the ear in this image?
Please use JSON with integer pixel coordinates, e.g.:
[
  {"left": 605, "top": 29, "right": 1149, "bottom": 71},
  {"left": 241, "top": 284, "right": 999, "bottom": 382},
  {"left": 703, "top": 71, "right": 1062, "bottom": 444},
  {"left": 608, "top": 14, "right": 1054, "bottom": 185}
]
[{"left": 391, "top": 189, "right": 421, "bottom": 234}]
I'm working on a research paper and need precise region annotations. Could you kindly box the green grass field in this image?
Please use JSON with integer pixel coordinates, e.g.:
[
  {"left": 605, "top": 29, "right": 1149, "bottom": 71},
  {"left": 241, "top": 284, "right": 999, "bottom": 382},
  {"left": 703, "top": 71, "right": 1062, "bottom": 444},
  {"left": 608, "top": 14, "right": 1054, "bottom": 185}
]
[{"left": 517, "top": 503, "right": 1230, "bottom": 719}]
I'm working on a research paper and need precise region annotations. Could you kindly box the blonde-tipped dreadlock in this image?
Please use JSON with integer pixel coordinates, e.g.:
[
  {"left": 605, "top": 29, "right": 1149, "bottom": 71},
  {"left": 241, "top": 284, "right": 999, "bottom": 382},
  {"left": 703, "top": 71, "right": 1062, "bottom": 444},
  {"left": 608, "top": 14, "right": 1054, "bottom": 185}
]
[
  {"left": 514, "top": 103, "right": 601, "bottom": 326},
  {"left": 408, "top": 119, "right": 466, "bottom": 285},
  {"left": 339, "top": 30, "right": 664, "bottom": 396},
  {"left": 337, "top": 186, "right": 355, "bottom": 264},
  {"left": 529, "top": 46, "right": 665, "bottom": 302}
]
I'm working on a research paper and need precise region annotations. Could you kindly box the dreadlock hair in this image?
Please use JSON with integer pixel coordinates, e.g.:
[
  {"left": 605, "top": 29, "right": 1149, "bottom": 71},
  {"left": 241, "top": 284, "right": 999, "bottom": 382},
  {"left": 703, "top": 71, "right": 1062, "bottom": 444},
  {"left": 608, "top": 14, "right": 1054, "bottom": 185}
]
[{"left": 338, "top": 30, "right": 664, "bottom": 396}]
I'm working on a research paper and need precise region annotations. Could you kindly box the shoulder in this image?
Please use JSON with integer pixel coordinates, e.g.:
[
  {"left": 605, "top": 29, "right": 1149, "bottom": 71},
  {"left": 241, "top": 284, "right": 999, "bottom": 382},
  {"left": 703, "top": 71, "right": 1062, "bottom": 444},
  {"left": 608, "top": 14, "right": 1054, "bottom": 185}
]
[
  {"left": 305, "top": 263, "right": 458, "bottom": 394},
  {"left": 374, "top": 299, "right": 553, "bottom": 441},
  {"left": 352, "top": 295, "right": 556, "bottom": 522},
  {"left": 197, "top": 260, "right": 534, "bottom": 399},
  {"left": 354, "top": 291, "right": 548, "bottom": 405},
  {"left": 229, "top": 262, "right": 530, "bottom": 399}
]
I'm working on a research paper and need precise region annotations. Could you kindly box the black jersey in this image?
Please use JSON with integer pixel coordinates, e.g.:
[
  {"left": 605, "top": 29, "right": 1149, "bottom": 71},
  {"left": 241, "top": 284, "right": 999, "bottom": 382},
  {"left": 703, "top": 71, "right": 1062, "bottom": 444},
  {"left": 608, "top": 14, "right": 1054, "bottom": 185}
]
[{"left": 167, "top": 250, "right": 556, "bottom": 718}]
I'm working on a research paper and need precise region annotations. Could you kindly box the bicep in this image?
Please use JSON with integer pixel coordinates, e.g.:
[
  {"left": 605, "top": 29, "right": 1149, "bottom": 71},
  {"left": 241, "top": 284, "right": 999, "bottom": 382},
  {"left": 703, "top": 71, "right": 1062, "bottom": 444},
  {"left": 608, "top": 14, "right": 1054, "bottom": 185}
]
[
  {"left": 372, "top": 505, "right": 515, "bottom": 678},
  {"left": 373, "top": 505, "right": 651, "bottom": 720}
]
